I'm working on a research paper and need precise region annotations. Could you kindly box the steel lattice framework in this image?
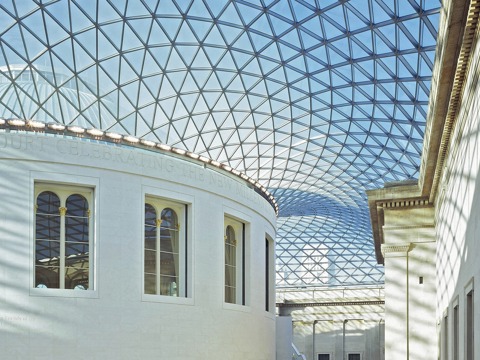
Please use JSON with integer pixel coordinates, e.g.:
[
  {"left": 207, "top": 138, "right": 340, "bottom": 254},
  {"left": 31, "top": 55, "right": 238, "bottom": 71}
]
[{"left": 0, "top": 0, "right": 440, "bottom": 287}]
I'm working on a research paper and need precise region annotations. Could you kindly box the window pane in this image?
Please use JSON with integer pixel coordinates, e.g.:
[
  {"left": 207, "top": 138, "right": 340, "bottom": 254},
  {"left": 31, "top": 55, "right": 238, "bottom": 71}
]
[
  {"left": 160, "top": 208, "right": 179, "bottom": 296},
  {"left": 65, "top": 242, "right": 89, "bottom": 257},
  {"left": 225, "top": 265, "right": 236, "bottom": 287},
  {"left": 225, "top": 224, "right": 237, "bottom": 304},
  {"left": 36, "top": 240, "right": 60, "bottom": 262},
  {"left": 37, "top": 191, "right": 60, "bottom": 214},
  {"left": 225, "top": 285, "right": 236, "bottom": 304},
  {"left": 160, "top": 251, "right": 178, "bottom": 275},
  {"left": 145, "top": 203, "right": 157, "bottom": 294},
  {"left": 35, "top": 265, "right": 60, "bottom": 288},
  {"left": 160, "top": 275, "right": 178, "bottom": 296},
  {"left": 65, "top": 194, "right": 89, "bottom": 245},
  {"left": 225, "top": 243, "right": 236, "bottom": 266},
  {"left": 145, "top": 203, "right": 156, "bottom": 226},
  {"left": 160, "top": 208, "right": 177, "bottom": 231},
  {"left": 144, "top": 273, "right": 156, "bottom": 294},
  {"left": 36, "top": 214, "right": 61, "bottom": 239},
  {"left": 65, "top": 266, "right": 89, "bottom": 289},
  {"left": 36, "top": 192, "right": 61, "bottom": 288},
  {"left": 348, "top": 354, "right": 361, "bottom": 360},
  {"left": 66, "top": 194, "right": 89, "bottom": 217},
  {"left": 145, "top": 249, "right": 156, "bottom": 273},
  {"left": 145, "top": 225, "right": 156, "bottom": 250},
  {"left": 65, "top": 216, "right": 89, "bottom": 243}
]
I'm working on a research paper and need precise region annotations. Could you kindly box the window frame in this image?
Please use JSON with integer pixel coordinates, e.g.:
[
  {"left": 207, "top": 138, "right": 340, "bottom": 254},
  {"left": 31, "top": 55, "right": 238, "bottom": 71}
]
[
  {"left": 265, "top": 233, "right": 275, "bottom": 313},
  {"left": 347, "top": 353, "right": 362, "bottom": 360},
  {"left": 141, "top": 187, "right": 193, "bottom": 305},
  {"left": 224, "top": 216, "right": 245, "bottom": 305},
  {"left": 452, "top": 297, "right": 459, "bottom": 360},
  {"left": 30, "top": 176, "right": 98, "bottom": 299},
  {"left": 442, "top": 310, "right": 448, "bottom": 360},
  {"left": 223, "top": 212, "right": 250, "bottom": 308},
  {"left": 317, "top": 353, "right": 331, "bottom": 360},
  {"left": 465, "top": 279, "right": 474, "bottom": 360},
  {"left": 143, "top": 196, "right": 187, "bottom": 298}
]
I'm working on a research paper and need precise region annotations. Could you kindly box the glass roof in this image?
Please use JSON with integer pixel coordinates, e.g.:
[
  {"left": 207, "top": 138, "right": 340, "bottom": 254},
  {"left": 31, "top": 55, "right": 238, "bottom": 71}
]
[{"left": 0, "top": 0, "right": 440, "bottom": 287}]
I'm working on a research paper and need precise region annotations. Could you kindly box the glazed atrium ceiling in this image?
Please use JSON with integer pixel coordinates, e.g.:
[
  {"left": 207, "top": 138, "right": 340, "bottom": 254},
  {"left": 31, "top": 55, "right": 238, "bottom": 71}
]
[{"left": 0, "top": 0, "right": 440, "bottom": 287}]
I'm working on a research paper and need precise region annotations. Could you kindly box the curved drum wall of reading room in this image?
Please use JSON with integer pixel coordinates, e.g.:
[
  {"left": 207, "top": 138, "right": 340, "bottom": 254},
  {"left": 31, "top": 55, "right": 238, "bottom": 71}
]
[{"left": 0, "top": 131, "right": 276, "bottom": 360}]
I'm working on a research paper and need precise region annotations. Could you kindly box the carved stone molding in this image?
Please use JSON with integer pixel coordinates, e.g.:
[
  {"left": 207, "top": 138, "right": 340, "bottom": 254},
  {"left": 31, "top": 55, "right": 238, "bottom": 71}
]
[{"left": 381, "top": 243, "right": 412, "bottom": 258}]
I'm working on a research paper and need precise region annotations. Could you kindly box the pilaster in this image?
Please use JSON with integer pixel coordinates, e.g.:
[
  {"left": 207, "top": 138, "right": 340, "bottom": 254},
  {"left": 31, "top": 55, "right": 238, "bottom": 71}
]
[
  {"left": 367, "top": 184, "right": 436, "bottom": 360},
  {"left": 382, "top": 243, "right": 411, "bottom": 360}
]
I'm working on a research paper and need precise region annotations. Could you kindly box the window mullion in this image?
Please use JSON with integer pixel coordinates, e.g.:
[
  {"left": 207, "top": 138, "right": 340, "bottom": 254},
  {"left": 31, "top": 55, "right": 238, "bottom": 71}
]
[{"left": 59, "top": 206, "right": 67, "bottom": 289}]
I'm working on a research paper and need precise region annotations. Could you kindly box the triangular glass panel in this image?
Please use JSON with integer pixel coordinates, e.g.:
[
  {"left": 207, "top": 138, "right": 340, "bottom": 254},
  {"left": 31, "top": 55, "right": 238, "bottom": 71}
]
[
  {"left": 160, "top": 18, "right": 182, "bottom": 40},
  {"left": 235, "top": 2, "right": 262, "bottom": 26},
  {"left": 218, "top": 3, "right": 244, "bottom": 26},
  {"left": 203, "top": 45, "right": 226, "bottom": 66},
  {"left": 176, "top": 20, "right": 198, "bottom": 43}
]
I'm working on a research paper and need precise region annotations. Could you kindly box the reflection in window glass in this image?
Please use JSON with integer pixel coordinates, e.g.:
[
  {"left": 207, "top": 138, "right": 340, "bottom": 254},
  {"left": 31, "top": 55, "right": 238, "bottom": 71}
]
[
  {"left": 225, "top": 225, "right": 236, "bottom": 304},
  {"left": 65, "top": 194, "right": 89, "bottom": 289},
  {"left": 144, "top": 198, "right": 186, "bottom": 297},
  {"left": 224, "top": 217, "right": 245, "bottom": 305},
  {"left": 35, "top": 191, "right": 61, "bottom": 289},
  {"left": 35, "top": 186, "right": 92, "bottom": 290},
  {"left": 160, "top": 208, "right": 179, "bottom": 296},
  {"left": 144, "top": 204, "right": 157, "bottom": 295}
]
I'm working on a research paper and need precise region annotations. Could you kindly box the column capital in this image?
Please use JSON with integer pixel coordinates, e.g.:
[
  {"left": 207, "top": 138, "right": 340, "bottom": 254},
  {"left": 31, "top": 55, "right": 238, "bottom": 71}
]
[{"left": 381, "top": 243, "right": 412, "bottom": 258}]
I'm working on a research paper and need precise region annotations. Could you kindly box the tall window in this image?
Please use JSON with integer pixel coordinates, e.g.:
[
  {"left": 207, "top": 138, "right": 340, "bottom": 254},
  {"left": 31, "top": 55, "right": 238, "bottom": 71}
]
[
  {"left": 144, "top": 198, "right": 186, "bottom": 297},
  {"left": 466, "top": 290, "right": 474, "bottom": 360},
  {"left": 265, "top": 236, "right": 274, "bottom": 312},
  {"left": 224, "top": 217, "right": 245, "bottom": 305},
  {"left": 443, "top": 314, "right": 448, "bottom": 359},
  {"left": 453, "top": 305, "right": 459, "bottom": 360},
  {"left": 35, "top": 185, "right": 93, "bottom": 290},
  {"left": 265, "top": 238, "right": 270, "bottom": 312}
]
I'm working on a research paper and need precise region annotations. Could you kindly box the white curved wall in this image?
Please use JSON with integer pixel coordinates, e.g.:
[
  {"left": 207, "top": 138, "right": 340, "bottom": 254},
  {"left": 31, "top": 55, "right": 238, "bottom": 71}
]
[{"left": 0, "top": 132, "right": 276, "bottom": 360}]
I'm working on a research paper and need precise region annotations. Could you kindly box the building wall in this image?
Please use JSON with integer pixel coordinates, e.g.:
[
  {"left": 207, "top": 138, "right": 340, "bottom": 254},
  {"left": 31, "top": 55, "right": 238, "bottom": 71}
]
[
  {"left": 381, "top": 205, "right": 437, "bottom": 360},
  {"left": 0, "top": 132, "right": 276, "bottom": 360},
  {"left": 435, "top": 16, "right": 480, "bottom": 359},
  {"left": 276, "top": 286, "right": 385, "bottom": 360}
]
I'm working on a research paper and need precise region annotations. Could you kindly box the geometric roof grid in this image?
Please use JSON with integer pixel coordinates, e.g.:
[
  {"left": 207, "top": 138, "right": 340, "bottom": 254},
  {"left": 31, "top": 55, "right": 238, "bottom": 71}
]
[{"left": 0, "top": 0, "right": 440, "bottom": 287}]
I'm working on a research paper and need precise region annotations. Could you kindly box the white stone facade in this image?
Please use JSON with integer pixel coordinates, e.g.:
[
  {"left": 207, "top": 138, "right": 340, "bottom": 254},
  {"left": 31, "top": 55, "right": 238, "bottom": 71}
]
[
  {"left": 435, "top": 5, "right": 480, "bottom": 357},
  {"left": 0, "top": 132, "right": 276, "bottom": 360}
]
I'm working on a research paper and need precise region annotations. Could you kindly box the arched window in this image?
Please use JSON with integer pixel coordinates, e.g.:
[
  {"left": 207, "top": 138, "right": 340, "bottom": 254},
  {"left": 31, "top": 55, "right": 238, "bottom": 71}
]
[
  {"left": 224, "top": 216, "right": 246, "bottom": 305},
  {"left": 225, "top": 225, "right": 237, "bottom": 303},
  {"left": 160, "top": 208, "right": 179, "bottom": 296},
  {"left": 144, "top": 198, "right": 186, "bottom": 297},
  {"left": 35, "top": 186, "right": 93, "bottom": 290},
  {"left": 35, "top": 191, "right": 61, "bottom": 289},
  {"left": 144, "top": 204, "right": 157, "bottom": 294},
  {"left": 65, "top": 194, "right": 89, "bottom": 290}
]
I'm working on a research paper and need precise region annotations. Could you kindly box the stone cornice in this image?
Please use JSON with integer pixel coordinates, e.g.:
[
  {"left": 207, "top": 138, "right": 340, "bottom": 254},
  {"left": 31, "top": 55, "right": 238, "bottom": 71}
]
[
  {"left": 381, "top": 244, "right": 412, "bottom": 258},
  {"left": 367, "top": 0, "right": 480, "bottom": 265},
  {"left": 418, "top": 0, "right": 473, "bottom": 198},
  {"left": 423, "top": 0, "right": 480, "bottom": 202},
  {"left": 367, "top": 183, "right": 432, "bottom": 264}
]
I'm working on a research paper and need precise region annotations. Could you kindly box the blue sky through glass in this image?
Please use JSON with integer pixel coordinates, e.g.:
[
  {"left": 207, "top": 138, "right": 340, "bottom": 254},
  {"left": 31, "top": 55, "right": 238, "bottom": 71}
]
[{"left": 0, "top": 0, "right": 440, "bottom": 287}]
